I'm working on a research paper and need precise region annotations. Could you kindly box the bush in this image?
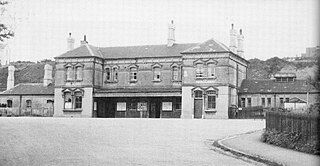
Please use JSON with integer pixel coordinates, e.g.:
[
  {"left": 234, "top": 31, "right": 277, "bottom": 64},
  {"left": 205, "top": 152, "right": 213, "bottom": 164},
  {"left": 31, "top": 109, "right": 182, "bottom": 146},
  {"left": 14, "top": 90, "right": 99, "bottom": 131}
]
[{"left": 261, "top": 129, "right": 320, "bottom": 155}]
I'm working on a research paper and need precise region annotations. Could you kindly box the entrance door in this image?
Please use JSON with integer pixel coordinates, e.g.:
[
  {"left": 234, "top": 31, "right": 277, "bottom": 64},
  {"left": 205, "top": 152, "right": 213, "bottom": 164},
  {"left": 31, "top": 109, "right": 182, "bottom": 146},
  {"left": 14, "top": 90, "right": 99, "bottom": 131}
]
[
  {"left": 105, "top": 102, "right": 115, "bottom": 118},
  {"left": 194, "top": 99, "right": 203, "bottom": 119},
  {"left": 149, "top": 102, "right": 160, "bottom": 118}
]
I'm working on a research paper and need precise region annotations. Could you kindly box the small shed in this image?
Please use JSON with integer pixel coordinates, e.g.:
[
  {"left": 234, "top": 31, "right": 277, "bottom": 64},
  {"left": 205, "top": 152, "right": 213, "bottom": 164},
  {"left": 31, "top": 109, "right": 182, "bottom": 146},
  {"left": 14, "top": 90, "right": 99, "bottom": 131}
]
[{"left": 284, "top": 97, "right": 307, "bottom": 113}]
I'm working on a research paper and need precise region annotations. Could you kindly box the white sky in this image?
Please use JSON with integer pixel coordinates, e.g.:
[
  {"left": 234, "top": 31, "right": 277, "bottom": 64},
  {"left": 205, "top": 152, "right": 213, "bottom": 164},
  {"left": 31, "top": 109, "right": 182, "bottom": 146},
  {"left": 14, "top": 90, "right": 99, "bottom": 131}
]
[{"left": 2, "top": 0, "right": 319, "bottom": 61}]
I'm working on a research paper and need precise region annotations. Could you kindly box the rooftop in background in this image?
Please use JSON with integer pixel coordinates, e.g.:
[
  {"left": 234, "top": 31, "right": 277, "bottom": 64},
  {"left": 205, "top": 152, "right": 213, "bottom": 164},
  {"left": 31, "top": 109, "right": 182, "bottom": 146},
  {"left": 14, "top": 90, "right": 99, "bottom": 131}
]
[
  {"left": 0, "top": 83, "right": 54, "bottom": 95},
  {"left": 239, "top": 79, "right": 319, "bottom": 94}
]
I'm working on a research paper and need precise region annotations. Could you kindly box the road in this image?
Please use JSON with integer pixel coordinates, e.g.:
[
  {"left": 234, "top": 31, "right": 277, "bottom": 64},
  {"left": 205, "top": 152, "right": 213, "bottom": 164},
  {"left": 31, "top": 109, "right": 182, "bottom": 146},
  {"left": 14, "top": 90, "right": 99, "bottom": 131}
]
[{"left": 0, "top": 118, "right": 265, "bottom": 166}]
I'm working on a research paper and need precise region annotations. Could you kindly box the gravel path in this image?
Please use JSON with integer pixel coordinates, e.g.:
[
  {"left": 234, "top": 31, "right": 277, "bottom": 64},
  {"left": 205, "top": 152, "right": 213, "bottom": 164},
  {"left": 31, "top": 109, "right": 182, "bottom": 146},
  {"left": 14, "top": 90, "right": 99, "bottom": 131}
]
[{"left": 0, "top": 118, "right": 265, "bottom": 166}]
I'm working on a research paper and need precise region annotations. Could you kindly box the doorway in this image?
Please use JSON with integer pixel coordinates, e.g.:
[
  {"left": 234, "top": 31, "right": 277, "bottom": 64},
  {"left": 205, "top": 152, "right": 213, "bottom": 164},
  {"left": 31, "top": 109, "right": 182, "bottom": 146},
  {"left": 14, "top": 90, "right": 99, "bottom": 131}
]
[
  {"left": 149, "top": 102, "right": 160, "bottom": 118},
  {"left": 194, "top": 99, "right": 203, "bottom": 119}
]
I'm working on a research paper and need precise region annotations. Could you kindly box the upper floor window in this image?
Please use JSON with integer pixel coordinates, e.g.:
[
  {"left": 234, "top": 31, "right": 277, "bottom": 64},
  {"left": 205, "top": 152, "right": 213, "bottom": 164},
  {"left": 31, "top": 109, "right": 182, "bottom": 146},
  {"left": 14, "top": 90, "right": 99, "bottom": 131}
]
[
  {"left": 105, "top": 68, "right": 111, "bottom": 81},
  {"left": 207, "top": 63, "right": 216, "bottom": 77},
  {"left": 75, "top": 66, "right": 83, "bottom": 80},
  {"left": 26, "top": 100, "right": 32, "bottom": 108},
  {"left": 113, "top": 67, "right": 118, "bottom": 82},
  {"left": 172, "top": 66, "right": 179, "bottom": 81},
  {"left": 153, "top": 67, "right": 161, "bottom": 81},
  {"left": 66, "top": 66, "right": 73, "bottom": 81},
  {"left": 130, "top": 67, "right": 137, "bottom": 82},
  {"left": 195, "top": 63, "right": 204, "bottom": 78}
]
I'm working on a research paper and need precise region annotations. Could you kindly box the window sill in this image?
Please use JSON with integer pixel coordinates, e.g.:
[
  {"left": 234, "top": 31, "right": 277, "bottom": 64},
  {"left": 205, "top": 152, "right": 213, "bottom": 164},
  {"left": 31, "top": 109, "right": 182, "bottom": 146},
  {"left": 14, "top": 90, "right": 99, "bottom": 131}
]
[
  {"left": 63, "top": 109, "right": 83, "bottom": 112},
  {"left": 66, "top": 79, "right": 83, "bottom": 82},
  {"left": 105, "top": 81, "right": 118, "bottom": 84},
  {"left": 195, "top": 76, "right": 216, "bottom": 80},
  {"left": 129, "top": 80, "right": 137, "bottom": 83},
  {"left": 204, "top": 110, "right": 217, "bottom": 113},
  {"left": 172, "top": 80, "right": 181, "bottom": 82},
  {"left": 152, "top": 80, "right": 161, "bottom": 82}
]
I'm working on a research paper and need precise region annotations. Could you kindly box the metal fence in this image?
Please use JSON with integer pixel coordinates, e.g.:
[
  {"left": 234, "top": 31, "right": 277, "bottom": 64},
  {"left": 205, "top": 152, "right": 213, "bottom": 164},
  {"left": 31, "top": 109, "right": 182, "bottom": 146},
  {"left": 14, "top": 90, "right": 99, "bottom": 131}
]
[
  {"left": 266, "top": 111, "right": 320, "bottom": 142},
  {"left": 0, "top": 108, "right": 53, "bottom": 117}
]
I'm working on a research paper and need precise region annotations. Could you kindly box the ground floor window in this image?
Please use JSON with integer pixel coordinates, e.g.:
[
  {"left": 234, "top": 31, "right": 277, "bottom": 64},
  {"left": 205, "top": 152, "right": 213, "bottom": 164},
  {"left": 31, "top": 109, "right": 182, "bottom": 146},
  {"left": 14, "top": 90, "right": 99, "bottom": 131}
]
[
  {"left": 63, "top": 89, "right": 83, "bottom": 110},
  {"left": 207, "top": 95, "right": 216, "bottom": 109},
  {"left": 261, "top": 98, "right": 265, "bottom": 107},
  {"left": 7, "top": 100, "right": 12, "bottom": 108},
  {"left": 241, "top": 98, "right": 246, "bottom": 107},
  {"left": 26, "top": 100, "right": 32, "bottom": 108},
  {"left": 247, "top": 98, "right": 251, "bottom": 107},
  {"left": 267, "top": 98, "right": 271, "bottom": 107}
]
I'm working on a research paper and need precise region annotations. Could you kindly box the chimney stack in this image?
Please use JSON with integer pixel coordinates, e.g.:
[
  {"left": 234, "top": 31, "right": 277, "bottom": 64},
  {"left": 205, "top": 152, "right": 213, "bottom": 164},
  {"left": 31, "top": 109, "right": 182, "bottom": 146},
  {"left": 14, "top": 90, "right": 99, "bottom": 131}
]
[
  {"left": 229, "top": 24, "right": 237, "bottom": 53},
  {"left": 43, "top": 64, "right": 53, "bottom": 87},
  {"left": 67, "top": 33, "right": 75, "bottom": 51},
  {"left": 7, "top": 65, "right": 15, "bottom": 90},
  {"left": 80, "top": 35, "right": 88, "bottom": 46},
  {"left": 237, "top": 29, "right": 244, "bottom": 58},
  {"left": 167, "top": 20, "right": 175, "bottom": 47}
]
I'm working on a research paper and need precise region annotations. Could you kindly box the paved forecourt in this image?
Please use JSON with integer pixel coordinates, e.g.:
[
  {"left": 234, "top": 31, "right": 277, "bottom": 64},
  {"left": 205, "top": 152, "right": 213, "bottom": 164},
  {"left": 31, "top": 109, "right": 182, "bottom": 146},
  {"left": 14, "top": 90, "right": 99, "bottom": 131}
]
[{"left": 0, "top": 118, "right": 264, "bottom": 166}]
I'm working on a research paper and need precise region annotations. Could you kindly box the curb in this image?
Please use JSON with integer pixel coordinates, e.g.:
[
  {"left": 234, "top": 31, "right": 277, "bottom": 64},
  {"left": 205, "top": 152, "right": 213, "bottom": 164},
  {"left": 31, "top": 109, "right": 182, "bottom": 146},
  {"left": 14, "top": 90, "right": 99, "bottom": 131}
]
[{"left": 211, "top": 130, "right": 285, "bottom": 166}]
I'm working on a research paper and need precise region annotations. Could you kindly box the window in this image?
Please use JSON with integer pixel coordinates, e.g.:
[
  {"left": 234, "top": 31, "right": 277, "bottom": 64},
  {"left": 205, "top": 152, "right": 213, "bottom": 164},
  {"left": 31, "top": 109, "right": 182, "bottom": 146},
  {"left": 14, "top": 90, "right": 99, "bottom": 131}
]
[
  {"left": 128, "top": 102, "right": 137, "bottom": 110},
  {"left": 280, "top": 98, "right": 284, "bottom": 107},
  {"left": 241, "top": 98, "right": 246, "bottom": 107},
  {"left": 64, "top": 92, "right": 72, "bottom": 109},
  {"left": 105, "top": 68, "right": 111, "bottom": 81},
  {"left": 207, "top": 63, "right": 215, "bottom": 77},
  {"left": 74, "top": 92, "right": 82, "bottom": 109},
  {"left": 7, "top": 100, "right": 12, "bottom": 108},
  {"left": 261, "top": 98, "right": 265, "bottom": 107},
  {"left": 75, "top": 66, "right": 83, "bottom": 80},
  {"left": 113, "top": 67, "right": 118, "bottom": 82},
  {"left": 288, "top": 77, "right": 294, "bottom": 82},
  {"left": 247, "top": 98, "right": 251, "bottom": 107},
  {"left": 285, "top": 98, "right": 289, "bottom": 103},
  {"left": 194, "top": 90, "right": 203, "bottom": 98},
  {"left": 207, "top": 91, "right": 216, "bottom": 109},
  {"left": 153, "top": 67, "right": 161, "bottom": 81},
  {"left": 26, "top": 100, "right": 32, "bottom": 108},
  {"left": 175, "top": 101, "right": 181, "bottom": 110},
  {"left": 267, "top": 98, "right": 271, "bottom": 107},
  {"left": 172, "top": 66, "right": 179, "bottom": 81},
  {"left": 130, "top": 67, "right": 137, "bottom": 82},
  {"left": 196, "top": 63, "right": 204, "bottom": 78},
  {"left": 66, "top": 66, "right": 73, "bottom": 80}
]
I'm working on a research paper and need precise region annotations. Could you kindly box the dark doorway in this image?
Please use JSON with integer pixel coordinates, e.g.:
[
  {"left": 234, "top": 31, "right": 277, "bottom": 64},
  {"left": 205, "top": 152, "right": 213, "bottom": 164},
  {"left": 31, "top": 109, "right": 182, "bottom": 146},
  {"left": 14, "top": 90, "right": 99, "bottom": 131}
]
[
  {"left": 194, "top": 99, "right": 203, "bottom": 119},
  {"left": 150, "top": 102, "right": 160, "bottom": 118}
]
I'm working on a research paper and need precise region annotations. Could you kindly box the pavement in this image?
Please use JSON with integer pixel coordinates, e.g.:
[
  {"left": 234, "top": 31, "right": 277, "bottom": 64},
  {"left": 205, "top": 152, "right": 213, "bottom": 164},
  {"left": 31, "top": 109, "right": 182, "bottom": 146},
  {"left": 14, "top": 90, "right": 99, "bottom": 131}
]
[{"left": 219, "top": 130, "right": 320, "bottom": 166}]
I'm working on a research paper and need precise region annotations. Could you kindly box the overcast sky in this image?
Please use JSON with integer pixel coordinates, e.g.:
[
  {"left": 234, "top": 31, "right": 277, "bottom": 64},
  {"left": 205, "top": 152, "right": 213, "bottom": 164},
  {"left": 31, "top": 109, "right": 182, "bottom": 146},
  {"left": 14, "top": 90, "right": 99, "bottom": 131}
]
[{"left": 3, "top": 0, "right": 319, "bottom": 62}]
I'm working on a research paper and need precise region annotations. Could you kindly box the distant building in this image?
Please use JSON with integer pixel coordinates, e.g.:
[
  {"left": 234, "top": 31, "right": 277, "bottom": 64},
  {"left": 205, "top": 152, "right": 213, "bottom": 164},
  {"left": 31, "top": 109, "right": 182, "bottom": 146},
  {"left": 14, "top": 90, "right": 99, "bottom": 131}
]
[
  {"left": 301, "top": 46, "right": 320, "bottom": 59},
  {"left": 0, "top": 64, "right": 54, "bottom": 116},
  {"left": 239, "top": 73, "right": 319, "bottom": 113}
]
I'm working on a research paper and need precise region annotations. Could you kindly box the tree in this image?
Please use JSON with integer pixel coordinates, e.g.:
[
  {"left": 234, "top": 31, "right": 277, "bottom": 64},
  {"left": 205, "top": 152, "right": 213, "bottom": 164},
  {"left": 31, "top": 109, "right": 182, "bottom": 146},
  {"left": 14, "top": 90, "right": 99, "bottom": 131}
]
[{"left": 0, "top": 1, "right": 14, "bottom": 42}]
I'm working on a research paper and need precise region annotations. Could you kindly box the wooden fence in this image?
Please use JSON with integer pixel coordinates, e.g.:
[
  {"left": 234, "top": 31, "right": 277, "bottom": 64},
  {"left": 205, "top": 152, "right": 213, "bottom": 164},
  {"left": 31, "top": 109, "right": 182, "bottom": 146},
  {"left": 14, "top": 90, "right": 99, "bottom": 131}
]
[{"left": 266, "top": 111, "right": 320, "bottom": 142}]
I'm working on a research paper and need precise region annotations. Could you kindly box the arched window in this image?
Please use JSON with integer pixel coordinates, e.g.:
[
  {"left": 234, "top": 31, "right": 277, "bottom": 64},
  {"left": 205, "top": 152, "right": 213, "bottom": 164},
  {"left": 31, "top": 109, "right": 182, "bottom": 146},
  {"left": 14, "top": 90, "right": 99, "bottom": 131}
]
[
  {"left": 66, "top": 66, "right": 73, "bottom": 80},
  {"left": 194, "top": 90, "right": 203, "bottom": 98},
  {"left": 64, "top": 92, "right": 72, "bottom": 109},
  {"left": 74, "top": 92, "right": 82, "bottom": 109},
  {"left": 207, "top": 63, "right": 215, "bottom": 77},
  {"left": 195, "top": 63, "right": 204, "bottom": 78},
  {"left": 105, "top": 68, "right": 111, "bottom": 81},
  {"left": 172, "top": 66, "right": 179, "bottom": 81},
  {"left": 113, "top": 67, "right": 118, "bottom": 82},
  {"left": 207, "top": 90, "right": 216, "bottom": 109},
  {"left": 75, "top": 66, "right": 83, "bottom": 80},
  {"left": 130, "top": 67, "right": 137, "bottom": 82},
  {"left": 153, "top": 67, "right": 161, "bottom": 81}
]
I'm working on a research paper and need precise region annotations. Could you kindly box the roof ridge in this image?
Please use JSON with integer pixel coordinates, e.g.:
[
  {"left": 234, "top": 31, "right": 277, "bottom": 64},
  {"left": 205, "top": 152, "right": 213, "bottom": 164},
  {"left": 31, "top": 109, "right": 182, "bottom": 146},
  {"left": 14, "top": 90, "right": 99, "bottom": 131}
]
[{"left": 98, "top": 43, "right": 197, "bottom": 49}]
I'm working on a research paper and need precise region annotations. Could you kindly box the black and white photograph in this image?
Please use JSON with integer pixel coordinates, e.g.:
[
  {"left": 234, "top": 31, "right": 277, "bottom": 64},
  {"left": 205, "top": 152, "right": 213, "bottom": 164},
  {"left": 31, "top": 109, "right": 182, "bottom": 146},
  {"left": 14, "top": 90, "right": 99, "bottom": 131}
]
[{"left": 0, "top": 0, "right": 319, "bottom": 165}]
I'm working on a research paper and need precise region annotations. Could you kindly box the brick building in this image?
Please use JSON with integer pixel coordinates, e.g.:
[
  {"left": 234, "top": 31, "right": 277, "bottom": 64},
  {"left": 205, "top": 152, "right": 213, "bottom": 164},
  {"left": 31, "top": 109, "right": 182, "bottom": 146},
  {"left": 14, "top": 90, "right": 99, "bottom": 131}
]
[{"left": 53, "top": 22, "right": 248, "bottom": 119}]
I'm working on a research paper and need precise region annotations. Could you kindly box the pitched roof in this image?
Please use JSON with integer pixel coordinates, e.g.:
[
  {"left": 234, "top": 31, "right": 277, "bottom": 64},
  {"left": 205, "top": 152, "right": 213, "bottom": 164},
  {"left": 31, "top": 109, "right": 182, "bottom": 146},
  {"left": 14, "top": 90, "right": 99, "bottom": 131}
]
[
  {"left": 181, "top": 38, "right": 230, "bottom": 54},
  {"left": 0, "top": 83, "right": 54, "bottom": 95},
  {"left": 99, "top": 43, "right": 196, "bottom": 59},
  {"left": 56, "top": 44, "right": 103, "bottom": 59},
  {"left": 239, "top": 79, "right": 320, "bottom": 94}
]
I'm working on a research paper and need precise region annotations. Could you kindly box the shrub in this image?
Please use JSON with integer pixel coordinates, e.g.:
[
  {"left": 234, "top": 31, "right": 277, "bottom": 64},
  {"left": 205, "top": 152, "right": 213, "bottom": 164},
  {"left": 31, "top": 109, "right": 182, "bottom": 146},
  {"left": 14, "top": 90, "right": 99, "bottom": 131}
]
[{"left": 261, "top": 129, "right": 319, "bottom": 155}]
